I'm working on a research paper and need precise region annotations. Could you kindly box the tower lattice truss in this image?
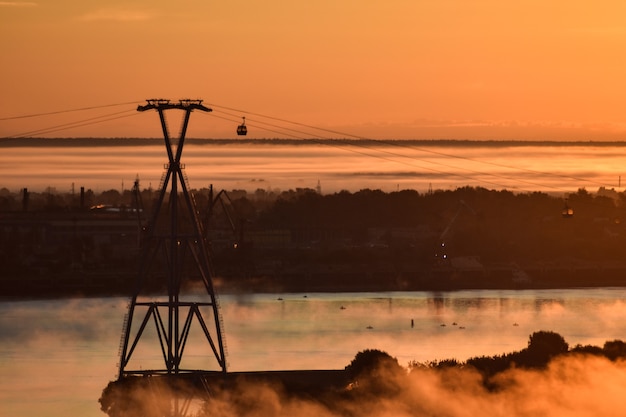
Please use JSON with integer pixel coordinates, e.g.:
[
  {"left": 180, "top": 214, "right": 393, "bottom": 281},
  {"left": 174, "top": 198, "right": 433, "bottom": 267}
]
[{"left": 118, "top": 99, "right": 227, "bottom": 378}]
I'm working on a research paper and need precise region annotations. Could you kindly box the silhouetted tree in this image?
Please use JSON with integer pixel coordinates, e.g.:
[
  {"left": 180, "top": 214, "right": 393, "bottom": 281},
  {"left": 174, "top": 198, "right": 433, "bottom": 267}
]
[
  {"left": 98, "top": 189, "right": 122, "bottom": 205},
  {"left": 571, "top": 344, "right": 604, "bottom": 356},
  {"left": 345, "top": 349, "right": 405, "bottom": 395},
  {"left": 466, "top": 354, "right": 511, "bottom": 378},
  {"left": 346, "top": 349, "right": 399, "bottom": 377},
  {"left": 603, "top": 340, "right": 626, "bottom": 361},
  {"left": 520, "top": 330, "right": 569, "bottom": 367}
]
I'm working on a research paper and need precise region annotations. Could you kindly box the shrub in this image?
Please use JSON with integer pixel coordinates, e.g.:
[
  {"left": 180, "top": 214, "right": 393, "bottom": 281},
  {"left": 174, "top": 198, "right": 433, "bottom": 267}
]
[
  {"left": 521, "top": 330, "right": 569, "bottom": 367},
  {"left": 603, "top": 340, "right": 626, "bottom": 360},
  {"left": 345, "top": 349, "right": 405, "bottom": 395}
]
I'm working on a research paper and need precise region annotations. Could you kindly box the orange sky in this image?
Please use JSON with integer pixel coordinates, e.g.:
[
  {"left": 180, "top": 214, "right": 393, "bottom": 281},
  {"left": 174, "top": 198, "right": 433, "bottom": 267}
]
[{"left": 2, "top": 1, "right": 626, "bottom": 140}]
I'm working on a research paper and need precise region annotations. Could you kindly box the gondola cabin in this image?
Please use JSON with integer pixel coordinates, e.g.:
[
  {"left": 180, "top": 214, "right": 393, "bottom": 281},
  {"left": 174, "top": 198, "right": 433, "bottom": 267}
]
[{"left": 237, "top": 117, "right": 247, "bottom": 136}]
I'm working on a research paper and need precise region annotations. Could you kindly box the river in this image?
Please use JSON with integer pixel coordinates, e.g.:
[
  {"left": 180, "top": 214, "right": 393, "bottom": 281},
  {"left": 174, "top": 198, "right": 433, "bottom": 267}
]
[{"left": 2, "top": 288, "right": 626, "bottom": 416}]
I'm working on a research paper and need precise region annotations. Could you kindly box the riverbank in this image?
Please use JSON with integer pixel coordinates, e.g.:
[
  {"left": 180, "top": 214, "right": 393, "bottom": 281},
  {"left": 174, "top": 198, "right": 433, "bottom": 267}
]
[{"left": 5, "top": 262, "right": 626, "bottom": 300}]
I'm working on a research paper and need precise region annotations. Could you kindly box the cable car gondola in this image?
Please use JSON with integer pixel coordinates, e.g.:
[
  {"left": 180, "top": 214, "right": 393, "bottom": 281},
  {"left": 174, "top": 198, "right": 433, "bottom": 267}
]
[{"left": 237, "top": 117, "right": 247, "bottom": 136}]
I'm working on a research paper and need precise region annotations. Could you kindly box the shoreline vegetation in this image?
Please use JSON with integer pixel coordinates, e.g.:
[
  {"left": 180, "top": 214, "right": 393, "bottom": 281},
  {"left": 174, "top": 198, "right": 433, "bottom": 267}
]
[
  {"left": 100, "top": 330, "right": 626, "bottom": 417},
  {"left": 3, "top": 184, "right": 626, "bottom": 298}
]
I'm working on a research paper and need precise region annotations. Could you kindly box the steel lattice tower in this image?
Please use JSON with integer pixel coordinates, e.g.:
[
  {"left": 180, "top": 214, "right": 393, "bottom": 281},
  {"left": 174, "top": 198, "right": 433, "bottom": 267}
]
[{"left": 117, "top": 99, "right": 227, "bottom": 379}]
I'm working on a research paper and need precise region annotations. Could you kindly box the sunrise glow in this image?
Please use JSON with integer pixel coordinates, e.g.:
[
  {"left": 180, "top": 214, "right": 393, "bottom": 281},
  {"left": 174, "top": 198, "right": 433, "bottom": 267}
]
[
  {"left": 5, "top": 3, "right": 626, "bottom": 417},
  {"left": 2, "top": 1, "right": 626, "bottom": 140}
]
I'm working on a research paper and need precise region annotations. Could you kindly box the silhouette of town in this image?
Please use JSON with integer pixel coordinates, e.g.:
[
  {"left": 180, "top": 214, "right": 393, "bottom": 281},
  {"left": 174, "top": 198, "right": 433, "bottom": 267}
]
[{"left": 2, "top": 184, "right": 626, "bottom": 297}]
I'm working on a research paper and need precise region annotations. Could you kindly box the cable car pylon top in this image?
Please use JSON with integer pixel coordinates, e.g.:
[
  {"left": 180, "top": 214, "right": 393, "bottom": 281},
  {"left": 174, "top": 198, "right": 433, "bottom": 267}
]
[{"left": 137, "top": 98, "right": 211, "bottom": 113}]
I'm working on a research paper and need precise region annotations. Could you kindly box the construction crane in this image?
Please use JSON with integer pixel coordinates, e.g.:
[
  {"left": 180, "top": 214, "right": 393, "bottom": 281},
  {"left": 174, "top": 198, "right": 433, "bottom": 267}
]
[
  {"left": 434, "top": 199, "right": 476, "bottom": 264},
  {"left": 204, "top": 184, "right": 239, "bottom": 243}
]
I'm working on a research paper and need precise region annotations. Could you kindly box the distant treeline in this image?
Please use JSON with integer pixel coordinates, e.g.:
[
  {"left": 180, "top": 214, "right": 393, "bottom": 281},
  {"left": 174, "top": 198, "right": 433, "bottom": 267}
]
[
  {"left": 3, "top": 184, "right": 626, "bottom": 265},
  {"left": 5, "top": 184, "right": 626, "bottom": 294},
  {"left": 348, "top": 330, "right": 626, "bottom": 392}
]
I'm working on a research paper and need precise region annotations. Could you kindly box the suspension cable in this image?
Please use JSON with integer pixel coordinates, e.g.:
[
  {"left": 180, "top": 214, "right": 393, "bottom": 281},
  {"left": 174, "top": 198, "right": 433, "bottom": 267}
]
[{"left": 0, "top": 101, "right": 141, "bottom": 121}]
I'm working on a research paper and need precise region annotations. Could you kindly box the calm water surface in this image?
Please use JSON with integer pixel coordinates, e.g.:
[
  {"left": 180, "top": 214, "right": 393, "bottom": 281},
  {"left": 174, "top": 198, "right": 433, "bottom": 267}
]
[{"left": 2, "top": 288, "right": 626, "bottom": 417}]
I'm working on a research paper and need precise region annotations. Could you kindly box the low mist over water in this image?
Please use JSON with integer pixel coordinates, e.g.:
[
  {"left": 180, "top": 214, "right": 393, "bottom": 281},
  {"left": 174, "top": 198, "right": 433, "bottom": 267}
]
[
  {"left": 3, "top": 289, "right": 626, "bottom": 416},
  {"left": 2, "top": 139, "right": 626, "bottom": 194}
]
